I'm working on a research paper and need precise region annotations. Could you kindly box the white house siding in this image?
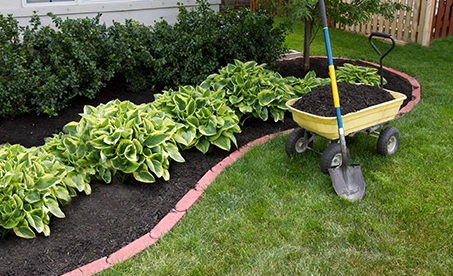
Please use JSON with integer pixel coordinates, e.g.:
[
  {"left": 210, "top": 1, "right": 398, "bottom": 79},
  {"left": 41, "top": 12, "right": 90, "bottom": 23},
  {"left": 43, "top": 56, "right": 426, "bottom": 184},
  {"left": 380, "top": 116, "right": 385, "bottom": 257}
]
[{"left": 0, "top": 0, "right": 221, "bottom": 26}]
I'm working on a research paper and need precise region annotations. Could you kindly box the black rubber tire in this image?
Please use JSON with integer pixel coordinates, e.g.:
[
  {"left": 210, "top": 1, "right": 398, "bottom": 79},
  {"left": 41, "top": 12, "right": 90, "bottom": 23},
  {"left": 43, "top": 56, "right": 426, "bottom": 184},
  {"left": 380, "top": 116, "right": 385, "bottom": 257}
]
[
  {"left": 285, "top": 127, "right": 313, "bottom": 156},
  {"left": 320, "top": 143, "right": 349, "bottom": 174},
  {"left": 285, "top": 127, "right": 312, "bottom": 156},
  {"left": 377, "top": 126, "right": 400, "bottom": 156}
]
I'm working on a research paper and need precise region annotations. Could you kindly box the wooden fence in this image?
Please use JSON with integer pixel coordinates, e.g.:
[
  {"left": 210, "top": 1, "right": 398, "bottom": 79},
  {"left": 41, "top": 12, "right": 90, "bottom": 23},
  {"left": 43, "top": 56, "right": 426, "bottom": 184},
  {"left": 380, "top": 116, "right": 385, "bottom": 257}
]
[
  {"left": 331, "top": 0, "right": 436, "bottom": 46},
  {"left": 432, "top": 0, "right": 453, "bottom": 40},
  {"left": 250, "top": 0, "right": 452, "bottom": 46}
]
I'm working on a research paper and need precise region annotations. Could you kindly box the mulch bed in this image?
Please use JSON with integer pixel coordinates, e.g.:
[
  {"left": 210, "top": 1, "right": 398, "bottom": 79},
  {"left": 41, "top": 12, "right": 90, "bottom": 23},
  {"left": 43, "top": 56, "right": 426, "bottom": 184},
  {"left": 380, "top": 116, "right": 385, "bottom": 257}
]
[{"left": 0, "top": 56, "right": 412, "bottom": 276}]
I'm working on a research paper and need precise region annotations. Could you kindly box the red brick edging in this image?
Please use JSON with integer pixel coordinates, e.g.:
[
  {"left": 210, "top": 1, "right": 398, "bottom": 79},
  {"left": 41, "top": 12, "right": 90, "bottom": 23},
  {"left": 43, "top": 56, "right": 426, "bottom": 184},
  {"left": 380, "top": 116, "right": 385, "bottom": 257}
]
[{"left": 63, "top": 58, "right": 420, "bottom": 276}]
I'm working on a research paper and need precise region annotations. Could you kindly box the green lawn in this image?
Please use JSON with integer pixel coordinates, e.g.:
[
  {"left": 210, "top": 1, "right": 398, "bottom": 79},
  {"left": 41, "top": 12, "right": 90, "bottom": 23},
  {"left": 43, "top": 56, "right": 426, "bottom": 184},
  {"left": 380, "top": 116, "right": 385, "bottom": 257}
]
[{"left": 99, "top": 21, "right": 453, "bottom": 275}]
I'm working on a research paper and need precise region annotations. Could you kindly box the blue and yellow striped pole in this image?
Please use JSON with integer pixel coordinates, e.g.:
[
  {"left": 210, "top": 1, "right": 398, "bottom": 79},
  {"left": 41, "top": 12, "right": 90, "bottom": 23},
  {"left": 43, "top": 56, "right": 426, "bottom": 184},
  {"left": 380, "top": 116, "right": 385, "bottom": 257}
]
[
  {"left": 325, "top": 37, "right": 342, "bottom": 129},
  {"left": 319, "top": 0, "right": 348, "bottom": 164},
  {"left": 318, "top": 0, "right": 365, "bottom": 201}
]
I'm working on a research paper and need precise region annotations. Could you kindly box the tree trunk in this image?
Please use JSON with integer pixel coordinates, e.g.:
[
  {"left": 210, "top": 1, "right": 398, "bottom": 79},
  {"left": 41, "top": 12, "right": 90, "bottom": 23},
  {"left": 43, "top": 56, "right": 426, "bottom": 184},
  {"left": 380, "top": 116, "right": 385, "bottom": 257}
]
[{"left": 303, "top": 18, "right": 314, "bottom": 73}]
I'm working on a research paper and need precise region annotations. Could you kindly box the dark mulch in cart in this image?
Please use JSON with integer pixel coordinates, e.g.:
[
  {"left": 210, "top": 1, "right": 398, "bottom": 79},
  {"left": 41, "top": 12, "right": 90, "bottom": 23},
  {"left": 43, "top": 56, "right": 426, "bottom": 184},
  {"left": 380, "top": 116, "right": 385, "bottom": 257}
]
[
  {"left": 291, "top": 82, "right": 395, "bottom": 117},
  {"left": 0, "top": 56, "right": 412, "bottom": 276},
  {"left": 275, "top": 56, "right": 413, "bottom": 108}
]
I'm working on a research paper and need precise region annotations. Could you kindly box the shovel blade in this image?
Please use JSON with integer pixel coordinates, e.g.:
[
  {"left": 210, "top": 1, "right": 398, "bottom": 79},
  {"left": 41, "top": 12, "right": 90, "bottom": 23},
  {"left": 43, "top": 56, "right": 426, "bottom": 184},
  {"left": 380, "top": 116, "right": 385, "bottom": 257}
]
[{"left": 328, "top": 164, "right": 365, "bottom": 201}]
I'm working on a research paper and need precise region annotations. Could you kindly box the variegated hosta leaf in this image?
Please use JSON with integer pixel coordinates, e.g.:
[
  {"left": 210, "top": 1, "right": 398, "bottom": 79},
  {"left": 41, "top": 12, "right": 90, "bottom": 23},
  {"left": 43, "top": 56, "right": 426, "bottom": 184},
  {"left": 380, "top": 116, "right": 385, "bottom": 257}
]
[
  {"left": 53, "top": 99, "right": 184, "bottom": 185},
  {"left": 0, "top": 144, "right": 84, "bottom": 239},
  {"left": 13, "top": 220, "right": 36, "bottom": 239},
  {"left": 173, "top": 127, "right": 197, "bottom": 147},
  {"left": 202, "top": 59, "right": 327, "bottom": 122},
  {"left": 336, "top": 63, "right": 386, "bottom": 87},
  {"left": 132, "top": 164, "right": 156, "bottom": 183},
  {"left": 151, "top": 84, "right": 241, "bottom": 154}
]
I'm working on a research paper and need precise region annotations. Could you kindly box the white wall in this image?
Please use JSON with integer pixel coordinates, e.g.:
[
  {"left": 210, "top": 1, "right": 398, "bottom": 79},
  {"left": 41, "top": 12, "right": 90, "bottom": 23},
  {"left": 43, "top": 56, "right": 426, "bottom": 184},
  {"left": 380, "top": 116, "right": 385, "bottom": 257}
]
[{"left": 0, "top": 0, "right": 221, "bottom": 26}]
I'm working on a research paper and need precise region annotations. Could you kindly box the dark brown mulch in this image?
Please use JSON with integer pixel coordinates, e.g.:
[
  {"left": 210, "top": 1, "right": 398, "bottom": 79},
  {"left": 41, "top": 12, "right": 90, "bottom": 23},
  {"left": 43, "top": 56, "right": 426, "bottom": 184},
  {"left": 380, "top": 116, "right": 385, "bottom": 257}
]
[
  {"left": 0, "top": 56, "right": 412, "bottom": 276},
  {"left": 273, "top": 56, "right": 413, "bottom": 108},
  {"left": 291, "top": 82, "right": 395, "bottom": 117}
]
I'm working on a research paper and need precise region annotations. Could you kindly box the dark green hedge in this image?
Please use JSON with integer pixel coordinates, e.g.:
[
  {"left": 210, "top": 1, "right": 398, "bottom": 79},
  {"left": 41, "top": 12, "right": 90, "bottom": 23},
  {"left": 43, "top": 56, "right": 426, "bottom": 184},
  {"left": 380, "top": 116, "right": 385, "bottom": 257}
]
[{"left": 0, "top": 0, "right": 287, "bottom": 118}]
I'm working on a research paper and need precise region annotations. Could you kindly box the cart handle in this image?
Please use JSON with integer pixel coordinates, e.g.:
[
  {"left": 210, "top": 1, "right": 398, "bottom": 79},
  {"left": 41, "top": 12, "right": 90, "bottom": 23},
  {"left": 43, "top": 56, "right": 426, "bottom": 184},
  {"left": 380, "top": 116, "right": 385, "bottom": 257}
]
[{"left": 368, "top": 32, "right": 395, "bottom": 89}]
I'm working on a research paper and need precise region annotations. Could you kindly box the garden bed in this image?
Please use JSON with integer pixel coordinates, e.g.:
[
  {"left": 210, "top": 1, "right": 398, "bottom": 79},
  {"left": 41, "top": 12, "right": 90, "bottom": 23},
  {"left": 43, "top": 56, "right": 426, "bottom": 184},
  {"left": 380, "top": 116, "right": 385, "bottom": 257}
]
[{"left": 0, "top": 56, "right": 414, "bottom": 276}]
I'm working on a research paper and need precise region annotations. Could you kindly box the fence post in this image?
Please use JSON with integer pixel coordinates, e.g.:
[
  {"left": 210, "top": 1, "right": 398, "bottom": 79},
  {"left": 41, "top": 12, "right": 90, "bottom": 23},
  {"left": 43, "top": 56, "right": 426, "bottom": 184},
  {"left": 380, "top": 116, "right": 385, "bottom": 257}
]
[
  {"left": 418, "top": 0, "right": 436, "bottom": 46},
  {"left": 250, "top": 0, "right": 257, "bottom": 11}
]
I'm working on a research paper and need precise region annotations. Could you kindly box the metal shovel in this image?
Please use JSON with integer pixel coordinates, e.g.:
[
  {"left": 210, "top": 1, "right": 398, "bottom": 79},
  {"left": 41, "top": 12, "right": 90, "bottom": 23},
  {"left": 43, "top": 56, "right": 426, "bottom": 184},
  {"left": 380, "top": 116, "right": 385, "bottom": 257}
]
[{"left": 318, "top": 0, "right": 365, "bottom": 200}]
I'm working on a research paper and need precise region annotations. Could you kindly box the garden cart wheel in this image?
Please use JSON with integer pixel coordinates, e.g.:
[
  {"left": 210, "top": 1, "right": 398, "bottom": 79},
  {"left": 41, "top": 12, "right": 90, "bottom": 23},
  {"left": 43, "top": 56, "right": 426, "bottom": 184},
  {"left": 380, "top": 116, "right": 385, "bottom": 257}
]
[
  {"left": 320, "top": 143, "right": 350, "bottom": 174},
  {"left": 285, "top": 127, "right": 313, "bottom": 156},
  {"left": 377, "top": 126, "right": 400, "bottom": 155}
]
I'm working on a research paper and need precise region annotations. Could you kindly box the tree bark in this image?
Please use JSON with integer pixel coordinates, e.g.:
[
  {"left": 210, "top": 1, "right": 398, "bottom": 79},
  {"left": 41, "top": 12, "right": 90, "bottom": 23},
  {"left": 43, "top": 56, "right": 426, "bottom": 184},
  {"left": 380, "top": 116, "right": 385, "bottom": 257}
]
[{"left": 303, "top": 18, "right": 314, "bottom": 73}]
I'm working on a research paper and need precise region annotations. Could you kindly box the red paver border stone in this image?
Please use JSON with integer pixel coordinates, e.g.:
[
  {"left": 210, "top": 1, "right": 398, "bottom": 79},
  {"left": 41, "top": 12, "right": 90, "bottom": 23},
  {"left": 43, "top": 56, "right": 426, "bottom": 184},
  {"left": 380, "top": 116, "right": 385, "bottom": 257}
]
[{"left": 106, "top": 234, "right": 158, "bottom": 264}]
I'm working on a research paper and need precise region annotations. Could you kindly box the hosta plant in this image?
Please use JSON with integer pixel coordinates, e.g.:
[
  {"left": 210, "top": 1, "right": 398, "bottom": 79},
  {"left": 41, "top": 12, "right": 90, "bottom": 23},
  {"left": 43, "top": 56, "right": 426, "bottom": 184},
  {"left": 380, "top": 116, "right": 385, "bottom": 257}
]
[
  {"left": 336, "top": 63, "right": 387, "bottom": 87},
  {"left": 284, "top": 71, "right": 330, "bottom": 95},
  {"left": 152, "top": 85, "right": 241, "bottom": 154},
  {"left": 0, "top": 144, "right": 91, "bottom": 239},
  {"left": 44, "top": 100, "right": 185, "bottom": 184},
  {"left": 201, "top": 60, "right": 327, "bottom": 122}
]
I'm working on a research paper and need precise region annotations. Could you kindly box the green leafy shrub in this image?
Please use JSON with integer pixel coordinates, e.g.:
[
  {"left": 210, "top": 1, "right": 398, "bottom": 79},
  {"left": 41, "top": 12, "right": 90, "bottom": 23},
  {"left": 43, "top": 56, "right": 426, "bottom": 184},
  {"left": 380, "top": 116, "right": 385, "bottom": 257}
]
[
  {"left": 44, "top": 100, "right": 185, "bottom": 184},
  {"left": 107, "top": 19, "right": 164, "bottom": 92},
  {"left": 152, "top": 85, "right": 242, "bottom": 153},
  {"left": 336, "top": 63, "right": 386, "bottom": 86},
  {"left": 156, "top": 0, "right": 221, "bottom": 87},
  {"left": 0, "top": 144, "right": 91, "bottom": 239},
  {"left": 45, "top": 13, "right": 117, "bottom": 98},
  {"left": 214, "top": 8, "right": 288, "bottom": 66},
  {"left": 0, "top": 14, "right": 31, "bottom": 116},
  {"left": 0, "top": 1, "right": 287, "bottom": 117},
  {"left": 113, "top": 0, "right": 288, "bottom": 90},
  {"left": 169, "top": 0, "right": 287, "bottom": 87},
  {"left": 23, "top": 13, "right": 117, "bottom": 114},
  {"left": 0, "top": 13, "right": 116, "bottom": 117},
  {"left": 201, "top": 60, "right": 328, "bottom": 122}
]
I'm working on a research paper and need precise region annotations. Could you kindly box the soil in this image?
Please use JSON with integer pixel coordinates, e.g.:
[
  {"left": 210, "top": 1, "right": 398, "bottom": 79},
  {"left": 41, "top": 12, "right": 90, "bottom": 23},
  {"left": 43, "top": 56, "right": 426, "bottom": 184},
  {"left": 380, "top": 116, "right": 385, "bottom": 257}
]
[
  {"left": 274, "top": 56, "right": 413, "bottom": 108},
  {"left": 0, "top": 56, "right": 412, "bottom": 276},
  {"left": 291, "top": 82, "right": 395, "bottom": 117}
]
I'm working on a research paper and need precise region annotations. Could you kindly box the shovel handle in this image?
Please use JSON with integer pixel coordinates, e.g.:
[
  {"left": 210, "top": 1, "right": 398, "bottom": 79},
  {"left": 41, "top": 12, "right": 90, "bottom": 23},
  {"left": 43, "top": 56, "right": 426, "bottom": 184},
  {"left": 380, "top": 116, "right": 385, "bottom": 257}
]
[{"left": 318, "top": 0, "right": 349, "bottom": 165}]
